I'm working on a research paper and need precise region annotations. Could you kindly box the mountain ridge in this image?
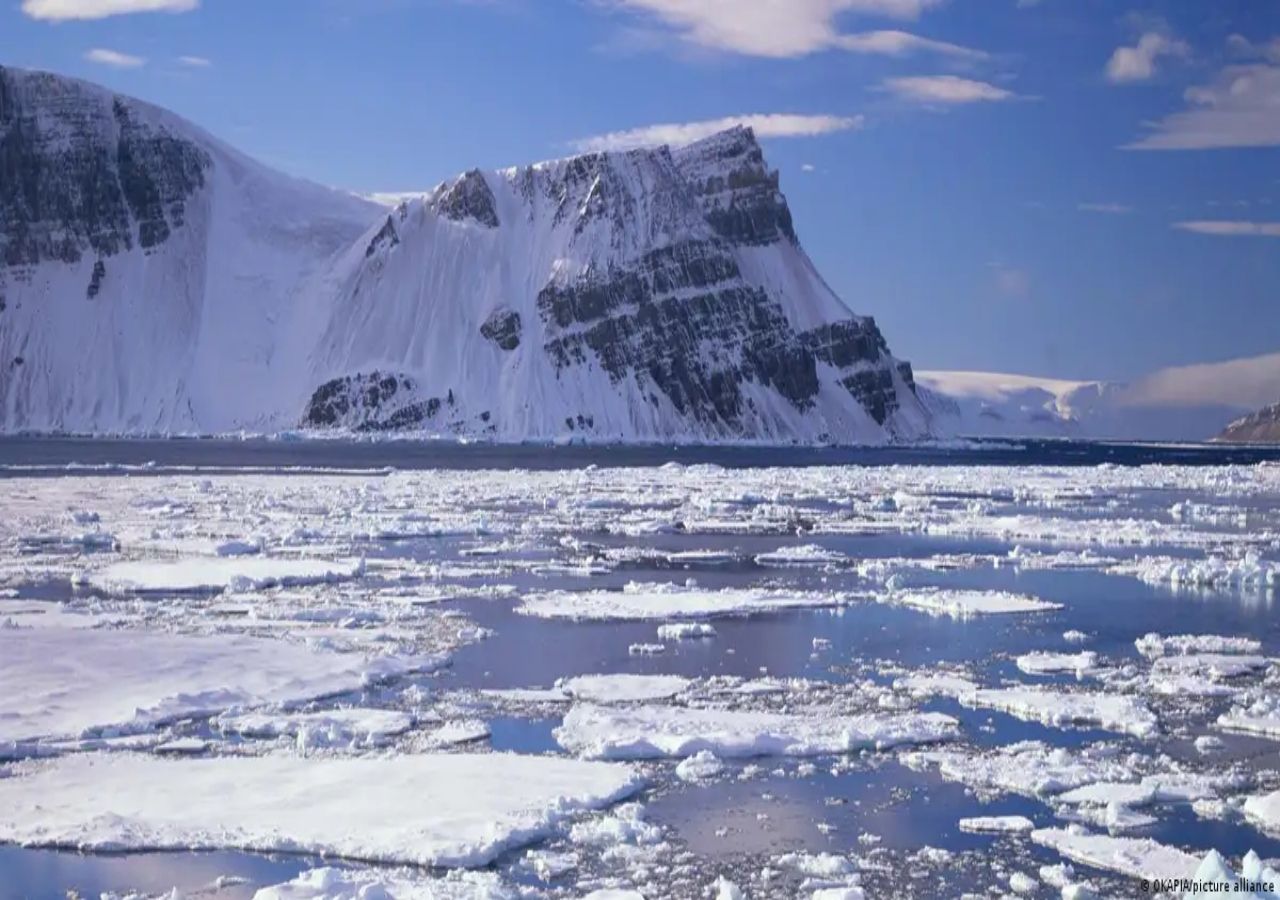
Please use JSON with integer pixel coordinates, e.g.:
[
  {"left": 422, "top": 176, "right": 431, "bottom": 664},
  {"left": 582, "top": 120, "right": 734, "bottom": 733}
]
[{"left": 0, "top": 65, "right": 928, "bottom": 443}]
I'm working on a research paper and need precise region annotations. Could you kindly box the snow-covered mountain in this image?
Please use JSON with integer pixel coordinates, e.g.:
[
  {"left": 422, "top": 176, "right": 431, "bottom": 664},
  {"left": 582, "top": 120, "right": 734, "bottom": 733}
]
[
  {"left": 0, "top": 66, "right": 381, "bottom": 432},
  {"left": 1215, "top": 402, "right": 1280, "bottom": 444},
  {"left": 919, "top": 351, "right": 1280, "bottom": 442},
  {"left": 0, "top": 66, "right": 927, "bottom": 443}
]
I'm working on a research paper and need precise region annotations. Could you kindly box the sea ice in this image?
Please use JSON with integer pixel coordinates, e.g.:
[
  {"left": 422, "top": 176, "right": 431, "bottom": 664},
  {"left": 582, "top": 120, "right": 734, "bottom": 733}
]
[
  {"left": 254, "top": 866, "right": 516, "bottom": 900},
  {"left": 1016, "top": 651, "right": 1099, "bottom": 676},
  {"left": 216, "top": 708, "right": 415, "bottom": 749},
  {"left": 556, "top": 705, "right": 958, "bottom": 760},
  {"left": 0, "top": 752, "right": 642, "bottom": 867},
  {"left": 1030, "top": 828, "right": 1200, "bottom": 882},
  {"left": 1135, "top": 633, "right": 1264, "bottom": 659},
  {"left": 903, "top": 743, "right": 1139, "bottom": 798},
  {"left": 883, "top": 588, "right": 1062, "bottom": 619},
  {"left": 0, "top": 627, "right": 444, "bottom": 748},
  {"left": 87, "top": 557, "right": 364, "bottom": 594},
  {"left": 519, "top": 582, "right": 851, "bottom": 621},
  {"left": 958, "top": 815, "right": 1035, "bottom": 834},
  {"left": 1219, "top": 696, "right": 1280, "bottom": 739},
  {"left": 560, "top": 674, "right": 692, "bottom": 704}
]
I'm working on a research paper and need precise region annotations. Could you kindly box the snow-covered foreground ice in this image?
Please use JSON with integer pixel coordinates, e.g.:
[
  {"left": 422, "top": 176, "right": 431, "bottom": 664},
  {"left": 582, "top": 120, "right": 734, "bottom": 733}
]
[
  {"left": 0, "top": 752, "right": 642, "bottom": 867},
  {"left": 2, "top": 454, "right": 1280, "bottom": 898},
  {"left": 0, "top": 627, "right": 444, "bottom": 749}
]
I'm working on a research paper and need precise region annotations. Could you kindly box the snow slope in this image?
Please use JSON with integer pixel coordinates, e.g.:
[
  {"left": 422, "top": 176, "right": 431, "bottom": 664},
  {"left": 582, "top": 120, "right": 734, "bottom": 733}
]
[
  {"left": 0, "top": 66, "right": 382, "bottom": 433},
  {"left": 920, "top": 351, "right": 1280, "bottom": 441},
  {"left": 0, "top": 66, "right": 926, "bottom": 443}
]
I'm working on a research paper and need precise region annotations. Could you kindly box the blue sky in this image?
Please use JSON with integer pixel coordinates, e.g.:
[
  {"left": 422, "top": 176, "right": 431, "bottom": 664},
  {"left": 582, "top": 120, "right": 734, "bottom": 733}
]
[{"left": 3, "top": 0, "right": 1278, "bottom": 381}]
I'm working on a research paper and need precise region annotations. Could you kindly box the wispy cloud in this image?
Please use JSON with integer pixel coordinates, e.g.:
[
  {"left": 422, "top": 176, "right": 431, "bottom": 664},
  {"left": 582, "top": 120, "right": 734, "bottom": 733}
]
[
  {"left": 84, "top": 48, "right": 146, "bottom": 68},
  {"left": 603, "top": 0, "right": 980, "bottom": 60},
  {"left": 24, "top": 0, "right": 196, "bottom": 21},
  {"left": 177, "top": 55, "right": 212, "bottom": 68},
  {"left": 1174, "top": 220, "right": 1280, "bottom": 238},
  {"left": 572, "top": 113, "right": 864, "bottom": 152},
  {"left": 1105, "top": 31, "right": 1189, "bottom": 84},
  {"left": 1126, "top": 63, "right": 1280, "bottom": 150},
  {"left": 881, "top": 75, "right": 1015, "bottom": 104},
  {"left": 1078, "top": 202, "right": 1133, "bottom": 215}
]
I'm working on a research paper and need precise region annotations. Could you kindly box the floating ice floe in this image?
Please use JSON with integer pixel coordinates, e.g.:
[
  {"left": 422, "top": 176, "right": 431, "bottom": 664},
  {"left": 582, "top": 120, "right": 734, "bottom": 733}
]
[
  {"left": 958, "top": 815, "right": 1035, "bottom": 834},
  {"left": 1016, "top": 651, "right": 1099, "bottom": 677},
  {"left": 753, "top": 545, "right": 848, "bottom": 568},
  {"left": 86, "top": 557, "right": 364, "bottom": 594},
  {"left": 1123, "top": 554, "right": 1277, "bottom": 592},
  {"left": 216, "top": 708, "right": 415, "bottom": 749},
  {"left": 555, "top": 704, "right": 958, "bottom": 760},
  {"left": 1243, "top": 788, "right": 1280, "bottom": 836},
  {"left": 896, "top": 672, "right": 1158, "bottom": 738},
  {"left": 560, "top": 674, "right": 692, "bottom": 704},
  {"left": 1030, "top": 827, "right": 1200, "bottom": 882},
  {"left": 675, "top": 749, "right": 724, "bottom": 781},
  {"left": 881, "top": 589, "right": 1062, "bottom": 620},
  {"left": 1219, "top": 696, "right": 1280, "bottom": 739},
  {"left": 903, "top": 742, "right": 1139, "bottom": 798},
  {"left": 0, "top": 627, "right": 445, "bottom": 749},
  {"left": 254, "top": 866, "right": 517, "bottom": 900},
  {"left": 1135, "top": 633, "right": 1264, "bottom": 659},
  {"left": 0, "top": 752, "right": 642, "bottom": 867},
  {"left": 518, "top": 582, "right": 852, "bottom": 622}
]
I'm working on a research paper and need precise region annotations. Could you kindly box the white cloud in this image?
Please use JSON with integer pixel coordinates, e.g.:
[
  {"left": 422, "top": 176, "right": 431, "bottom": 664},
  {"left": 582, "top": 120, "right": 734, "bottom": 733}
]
[
  {"left": 1174, "top": 220, "right": 1280, "bottom": 238},
  {"left": 84, "top": 48, "right": 146, "bottom": 68},
  {"left": 1078, "top": 202, "right": 1133, "bottom": 214},
  {"left": 177, "top": 55, "right": 212, "bottom": 67},
  {"left": 24, "top": 0, "right": 197, "bottom": 21},
  {"left": 835, "top": 30, "right": 986, "bottom": 60},
  {"left": 1105, "top": 32, "right": 1188, "bottom": 84},
  {"left": 801, "top": 163, "right": 817, "bottom": 172},
  {"left": 572, "top": 113, "right": 863, "bottom": 153},
  {"left": 1226, "top": 33, "right": 1280, "bottom": 63},
  {"left": 882, "top": 75, "right": 1014, "bottom": 104},
  {"left": 1126, "top": 63, "right": 1280, "bottom": 150},
  {"left": 606, "top": 0, "right": 978, "bottom": 59}
]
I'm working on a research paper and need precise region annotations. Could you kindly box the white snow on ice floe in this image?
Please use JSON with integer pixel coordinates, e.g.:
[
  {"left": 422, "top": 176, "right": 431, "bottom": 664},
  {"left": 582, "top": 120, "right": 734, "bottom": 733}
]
[
  {"left": 216, "top": 708, "right": 415, "bottom": 749},
  {"left": 1244, "top": 788, "right": 1280, "bottom": 836},
  {"left": 902, "top": 742, "right": 1139, "bottom": 798},
  {"left": 86, "top": 557, "right": 364, "bottom": 594},
  {"left": 0, "top": 752, "right": 642, "bottom": 867},
  {"left": 0, "top": 627, "right": 445, "bottom": 748},
  {"left": 895, "top": 672, "right": 1158, "bottom": 737},
  {"left": 518, "top": 582, "right": 852, "bottom": 621},
  {"left": 254, "top": 866, "right": 516, "bottom": 900},
  {"left": 753, "top": 545, "right": 848, "bottom": 567},
  {"left": 958, "top": 815, "right": 1035, "bottom": 834},
  {"left": 1219, "top": 696, "right": 1280, "bottom": 740},
  {"left": 882, "top": 589, "right": 1062, "bottom": 619},
  {"left": 555, "top": 704, "right": 958, "bottom": 759},
  {"left": 1017, "top": 651, "right": 1099, "bottom": 676},
  {"left": 1030, "top": 828, "right": 1200, "bottom": 882},
  {"left": 561, "top": 674, "right": 692, "bottom": 704},
  {"left": 1135, "top": 633, "right": 1264, "bottom": 659}
]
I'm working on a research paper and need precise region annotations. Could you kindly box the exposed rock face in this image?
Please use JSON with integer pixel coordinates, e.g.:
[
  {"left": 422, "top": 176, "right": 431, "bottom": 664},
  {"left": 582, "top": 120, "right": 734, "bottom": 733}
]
[
  {"left": 1215, "top": 402, "right": 1280, "bottom": 444},
  {"left": 432, "top": 169, "right": 499, "bottom": 228},
  {"left": 0, "top": 69, "right": 209, "bottom": 267},
  {"left": 480, "top": 308, "right": 521, "bottom": 351}
]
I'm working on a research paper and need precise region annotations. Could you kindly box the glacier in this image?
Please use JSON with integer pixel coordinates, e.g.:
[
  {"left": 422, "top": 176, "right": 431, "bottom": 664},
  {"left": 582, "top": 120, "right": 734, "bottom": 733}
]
[{"left": 0, "top": 65, "right": 927, "bottom": 443}]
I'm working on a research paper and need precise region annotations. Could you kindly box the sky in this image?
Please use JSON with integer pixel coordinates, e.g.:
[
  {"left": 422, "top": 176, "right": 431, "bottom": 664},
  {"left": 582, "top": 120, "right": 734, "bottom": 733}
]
[{"left": 2, "top": 0, "right": 1278, "bottom": 382}]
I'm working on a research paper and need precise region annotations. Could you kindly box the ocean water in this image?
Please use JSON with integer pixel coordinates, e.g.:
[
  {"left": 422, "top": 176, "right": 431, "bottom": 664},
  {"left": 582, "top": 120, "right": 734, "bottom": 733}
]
[{"left": 1, "top": 437, "right": 1279, "bottom": 899}]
